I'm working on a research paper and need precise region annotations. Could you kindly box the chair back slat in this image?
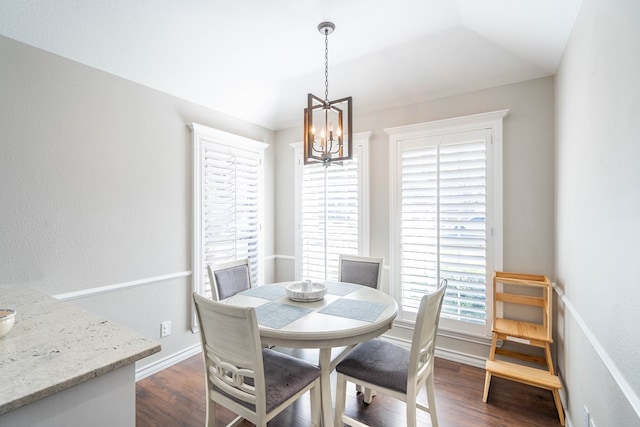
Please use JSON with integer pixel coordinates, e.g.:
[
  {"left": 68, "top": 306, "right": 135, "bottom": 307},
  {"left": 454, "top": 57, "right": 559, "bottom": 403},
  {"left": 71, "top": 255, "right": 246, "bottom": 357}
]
[{"left": 207, "top": 352, "right": 257, "bottom": 404}]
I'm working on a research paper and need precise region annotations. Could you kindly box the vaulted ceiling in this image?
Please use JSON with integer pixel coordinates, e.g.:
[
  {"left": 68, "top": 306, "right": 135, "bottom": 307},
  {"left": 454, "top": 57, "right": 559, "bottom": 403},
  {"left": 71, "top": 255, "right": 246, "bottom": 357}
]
[{"left": 0, "top": 0, "right": 583, "bottom": 130}]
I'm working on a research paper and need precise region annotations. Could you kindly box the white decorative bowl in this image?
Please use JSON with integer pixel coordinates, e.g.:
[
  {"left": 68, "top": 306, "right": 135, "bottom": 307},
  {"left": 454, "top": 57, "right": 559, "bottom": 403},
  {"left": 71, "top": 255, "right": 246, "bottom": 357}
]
[
  {"left": 286, "top": 282, "right": 327, "bottom": 302},
  {"left": 0, "top": 309, "right": 16, "bottom": 338}
]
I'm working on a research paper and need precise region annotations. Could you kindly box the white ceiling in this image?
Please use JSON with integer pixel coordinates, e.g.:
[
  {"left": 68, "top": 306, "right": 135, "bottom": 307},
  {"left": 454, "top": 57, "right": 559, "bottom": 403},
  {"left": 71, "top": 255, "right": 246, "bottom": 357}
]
[{"left": 0, "top": 0, "right": 583, "bottom": 131}]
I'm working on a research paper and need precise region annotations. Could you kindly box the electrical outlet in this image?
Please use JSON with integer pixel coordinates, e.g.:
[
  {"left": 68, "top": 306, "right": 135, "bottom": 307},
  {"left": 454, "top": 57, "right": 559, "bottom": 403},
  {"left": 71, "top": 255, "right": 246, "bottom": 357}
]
[{"left": 161, "top": 320, "right": 171, "bottom": 338}]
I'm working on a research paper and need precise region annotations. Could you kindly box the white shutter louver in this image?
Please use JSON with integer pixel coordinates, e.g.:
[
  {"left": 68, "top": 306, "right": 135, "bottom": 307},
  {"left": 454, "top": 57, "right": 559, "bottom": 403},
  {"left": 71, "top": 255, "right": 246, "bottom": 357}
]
[
  {"left": 400, "top": 133, "right": 488, "bottom": 325},
  {"left": 301, "top": 156, "right": 360, "bottom": 282},
  {"left": 202, "top": 143, "right": 261, "bottom": 296},
  {"left": 191, "top": 123, "right": 266, "bottom": 307}
]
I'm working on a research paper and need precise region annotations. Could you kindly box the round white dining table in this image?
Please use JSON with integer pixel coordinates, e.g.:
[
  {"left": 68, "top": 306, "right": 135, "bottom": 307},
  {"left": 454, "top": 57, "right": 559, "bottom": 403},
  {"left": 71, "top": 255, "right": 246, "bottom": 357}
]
[{"left": 224, "top": 281, "right": 398, "bottom": 427}]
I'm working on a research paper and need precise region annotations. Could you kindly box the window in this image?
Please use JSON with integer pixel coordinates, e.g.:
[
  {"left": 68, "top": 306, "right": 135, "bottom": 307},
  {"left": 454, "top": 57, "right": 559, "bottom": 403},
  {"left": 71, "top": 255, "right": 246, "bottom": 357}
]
[
  {"left": 190, "top": 123, "right": 267, "bottom": 302},
  {"left": 387, "top": 111, "right": 507, "bottom": 336},
  {"left": 292, "top": 133, "right": 371, "bottom": 282}
]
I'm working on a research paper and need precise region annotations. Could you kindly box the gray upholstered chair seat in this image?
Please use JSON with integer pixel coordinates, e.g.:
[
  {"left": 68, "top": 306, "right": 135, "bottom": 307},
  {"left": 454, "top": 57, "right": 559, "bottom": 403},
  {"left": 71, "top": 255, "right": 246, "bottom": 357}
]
[
  {"left": 336, "top": 339, "right": 410, "bottom": 394},
  {"left": 216, "top": 348, "right": 321, "bottom": 413},
  {"left": 334, "top": 279, "right": 447, "bottom": 427}
]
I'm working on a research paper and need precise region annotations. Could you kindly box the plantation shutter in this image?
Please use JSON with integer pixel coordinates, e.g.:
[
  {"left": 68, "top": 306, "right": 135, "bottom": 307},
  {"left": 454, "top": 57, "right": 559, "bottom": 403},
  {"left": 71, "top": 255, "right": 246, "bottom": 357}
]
[
  {"left": 202, "top": 143, "right": 261, "bottom": 297},
  {"left": 400, "top": 129, "right": 489, "bottom": 325},
  {"left": 301, "top": 155, "right": 360, "bottom": 282},
  {"left": 191, "top": 123, "right": 265, "bottom": 302}
]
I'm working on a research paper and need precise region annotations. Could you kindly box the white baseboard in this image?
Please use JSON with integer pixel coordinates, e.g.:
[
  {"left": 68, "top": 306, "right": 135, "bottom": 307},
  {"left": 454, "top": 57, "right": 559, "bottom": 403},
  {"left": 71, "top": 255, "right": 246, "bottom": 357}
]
[
  {"left": 434, "top": 347, "right": 487, "bottom": 369},
  {"left": 381, "top": 334, "right": 486, "bottom": 369},
  {"left": 135, "top": 343, "right": 201, "bottom": 382}
]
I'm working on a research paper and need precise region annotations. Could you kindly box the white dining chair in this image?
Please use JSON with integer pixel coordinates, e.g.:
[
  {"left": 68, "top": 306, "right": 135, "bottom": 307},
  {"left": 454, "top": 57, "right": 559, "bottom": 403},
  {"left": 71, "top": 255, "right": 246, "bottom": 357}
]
[
  {"left": 337, "top": 254, "right": 385, "bottom": 400},
  {"left": 207, "top": 258, "right": 252, "bottom": 301},
  {"left": 192, "top": 293, "right": 321, "bottom": 427},
  {"left": 334, "top": 279, "right": 447, "bottom": 427},
  {"left": 338, "top": 254, "right": 384, "bottom": 289}
]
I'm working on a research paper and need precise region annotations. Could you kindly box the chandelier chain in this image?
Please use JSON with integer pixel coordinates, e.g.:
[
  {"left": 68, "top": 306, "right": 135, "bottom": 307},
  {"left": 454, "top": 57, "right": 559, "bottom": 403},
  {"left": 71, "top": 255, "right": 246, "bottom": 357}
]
[{"left": 324, "top": 30, "right": 329, "bottom": 102}]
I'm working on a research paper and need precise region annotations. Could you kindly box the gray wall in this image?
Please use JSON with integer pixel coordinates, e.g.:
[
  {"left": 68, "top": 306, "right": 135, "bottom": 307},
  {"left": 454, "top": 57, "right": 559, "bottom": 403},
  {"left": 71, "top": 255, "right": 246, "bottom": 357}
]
[
  {"left": 4, "top": 1, "right": 640, "bottom": 422},
  {"left": 555, "top": 0, "right": 640, "bottom": 425},
  {"left": 274, "top": 76, "right": 556, "bottom": 363},
  {"left": 0, "top": 35, "right": 276, "bottom": 369}
]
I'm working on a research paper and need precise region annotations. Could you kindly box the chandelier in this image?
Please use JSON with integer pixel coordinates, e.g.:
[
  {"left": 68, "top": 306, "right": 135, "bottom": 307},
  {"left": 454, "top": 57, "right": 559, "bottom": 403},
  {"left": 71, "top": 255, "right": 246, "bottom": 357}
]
[{"left": 304, "top": 21, "right": 353, "bottom": 166}]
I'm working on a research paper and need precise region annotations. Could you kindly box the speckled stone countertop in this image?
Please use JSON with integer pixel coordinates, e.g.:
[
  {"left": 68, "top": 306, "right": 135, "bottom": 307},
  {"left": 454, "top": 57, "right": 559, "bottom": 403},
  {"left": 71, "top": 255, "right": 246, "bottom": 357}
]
[{"left": 0, "top": 284, "right": 160, "bottom": 415}]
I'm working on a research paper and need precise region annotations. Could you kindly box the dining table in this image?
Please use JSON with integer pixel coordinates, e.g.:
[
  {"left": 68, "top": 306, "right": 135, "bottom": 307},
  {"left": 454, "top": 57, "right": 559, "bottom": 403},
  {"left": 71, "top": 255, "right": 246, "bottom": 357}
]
[{"left": 224, "top": 281, "right": 398, "bottom": 427}]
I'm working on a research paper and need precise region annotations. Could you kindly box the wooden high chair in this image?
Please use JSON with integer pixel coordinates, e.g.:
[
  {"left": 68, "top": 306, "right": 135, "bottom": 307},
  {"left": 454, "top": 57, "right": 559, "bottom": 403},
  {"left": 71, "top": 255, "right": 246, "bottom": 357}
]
[{"left": 483, "top": 271, "right": 565, "bottom": 426}]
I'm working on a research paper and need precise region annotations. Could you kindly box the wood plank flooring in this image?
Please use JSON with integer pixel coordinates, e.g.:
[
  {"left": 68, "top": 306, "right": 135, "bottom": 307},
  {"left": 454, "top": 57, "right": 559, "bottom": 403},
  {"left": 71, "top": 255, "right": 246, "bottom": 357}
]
[{"left": 136, "top": 353, "right": 562, "bottom": 426}]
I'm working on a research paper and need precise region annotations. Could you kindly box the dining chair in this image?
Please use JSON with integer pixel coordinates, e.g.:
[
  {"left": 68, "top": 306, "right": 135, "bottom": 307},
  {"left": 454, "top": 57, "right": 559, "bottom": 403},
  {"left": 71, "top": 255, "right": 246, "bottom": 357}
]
[
  {"left": 338, "top": 254, "right": 384, "bottom": 289},
  {"left": 192, "top": 293, "right": 321, "bottom": 427},
  {"left": 207, "top": 258, "right": 252, "bottom": 301},
  {"left": 334, "top": 279, "right": 447, "bottom": 427},
  {"left": 337, "top": 254, "right": 385, "bottom": 399}
]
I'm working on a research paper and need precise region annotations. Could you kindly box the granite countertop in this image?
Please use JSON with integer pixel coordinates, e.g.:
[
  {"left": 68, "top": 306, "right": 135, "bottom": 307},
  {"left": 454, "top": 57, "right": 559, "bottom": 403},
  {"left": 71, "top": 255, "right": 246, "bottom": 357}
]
[{"left": 0, "top": 284, "right": 161, "bottom": 415}]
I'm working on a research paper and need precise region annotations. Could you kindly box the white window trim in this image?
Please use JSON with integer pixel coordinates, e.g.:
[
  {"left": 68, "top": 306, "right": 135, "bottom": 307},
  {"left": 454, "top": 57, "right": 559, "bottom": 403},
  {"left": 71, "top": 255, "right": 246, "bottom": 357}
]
[
  {"left": 290, "top": 131, "right": 372, "bottom": 281},
  {"left": 190, "top": 122, "right": 267, "bottom": 332},
  {"left": 386, "top": 110, "right": 507, "bottom": 338}
]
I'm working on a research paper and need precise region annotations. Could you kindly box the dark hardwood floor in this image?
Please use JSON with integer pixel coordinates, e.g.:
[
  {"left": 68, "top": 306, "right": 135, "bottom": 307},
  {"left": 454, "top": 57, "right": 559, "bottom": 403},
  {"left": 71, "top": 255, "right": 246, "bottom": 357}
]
[{"left": 136, "top": 352, "right": 562, "bottom": 426}]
